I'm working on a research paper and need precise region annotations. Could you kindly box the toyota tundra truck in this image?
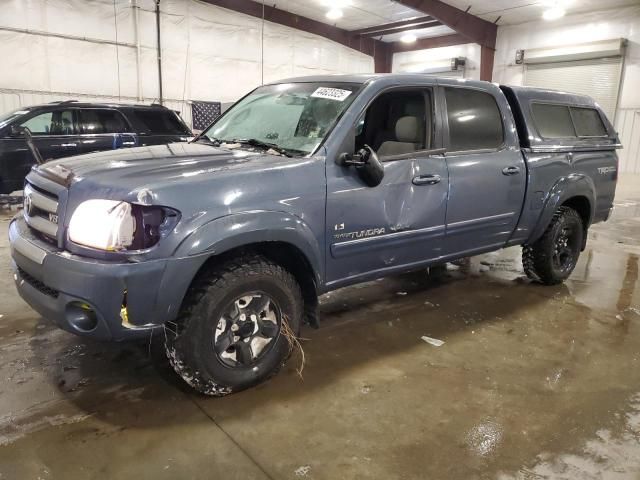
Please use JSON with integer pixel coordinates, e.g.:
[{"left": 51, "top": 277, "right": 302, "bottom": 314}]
[{"left": 8, "top": 75, "right": 620, "bottom": 395}]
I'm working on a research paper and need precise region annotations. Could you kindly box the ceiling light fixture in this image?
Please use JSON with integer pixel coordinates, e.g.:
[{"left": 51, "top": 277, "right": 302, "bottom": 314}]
[
  {"left": 542, "top": 6, "right": 566, "bottom": 20},
  {"left": 400, "top": 33, "right": 417, "bottom": 43},
  {"left": 326, "top": 8, "right": 343, "bottom": 20}
]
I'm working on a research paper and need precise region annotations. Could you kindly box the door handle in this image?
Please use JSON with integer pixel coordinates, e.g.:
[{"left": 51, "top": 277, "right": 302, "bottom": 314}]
[
  {"left": 566, "top": 152, "right": 574, "bottom": 163},
  {"left": 412, "top": 174, "right": 441, "bottom": 185},
  {"left": 502, "top": 166, "right": 520, "bottom": 176},
  {"left": 60, "top": 143, "right": 77, "bottom": 148}
]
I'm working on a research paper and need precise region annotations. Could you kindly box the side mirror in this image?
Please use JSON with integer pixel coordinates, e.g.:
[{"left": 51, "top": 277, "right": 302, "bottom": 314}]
[
  {"left": 10, "top": 125, "right": 25, "bottom": 137},
  {"left": 338, "top": 145, "right": 384, "bottom": 187}
]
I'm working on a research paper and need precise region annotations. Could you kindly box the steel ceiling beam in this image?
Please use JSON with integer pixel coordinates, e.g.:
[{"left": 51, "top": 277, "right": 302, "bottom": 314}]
[
  {"left": 198, "top": 0, "right": 493, "bottom": 76},
  {"left": 350, "top": 16, "right": 441, "bottom": 37},
  {"left": 200, "top": 0, "right": 381, "bottom": 57},
  {"left": 390, "top": 33, "right": 467, "bottom": 53},
  {"left": 394, "top": 0, "right": 497, "bottom": 48},
  {"left": 393, "top": 0, "right": 497, "bottom": 80}
]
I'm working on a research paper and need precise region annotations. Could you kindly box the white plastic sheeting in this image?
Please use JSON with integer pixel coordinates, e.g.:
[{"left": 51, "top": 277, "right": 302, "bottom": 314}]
[
  {"left": 392, "top": 43, "right": 480, "bottom": 79},
  {"left": 0, "top": 0, "right": 373, "bottom": 127}
]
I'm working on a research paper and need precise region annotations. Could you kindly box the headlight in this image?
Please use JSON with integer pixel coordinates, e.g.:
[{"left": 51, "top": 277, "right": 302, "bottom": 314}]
[
  {"left": 68, "top": 200, "right": 136, "bottom": 251},
  {"left": 68, "top": 200, "right": 177, "bottom": 251}
]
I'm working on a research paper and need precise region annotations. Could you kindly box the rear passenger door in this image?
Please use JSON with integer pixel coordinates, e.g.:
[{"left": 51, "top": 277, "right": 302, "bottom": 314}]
[
  {"left": 77, "top": 108, "right": 137, "bottom": 154},
  {"left": 441, "top": 85, "right": 526, "bottom": 255}
]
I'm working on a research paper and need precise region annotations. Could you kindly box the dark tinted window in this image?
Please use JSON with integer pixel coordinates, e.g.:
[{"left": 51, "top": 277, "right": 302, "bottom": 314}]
[
  {"left": 80, "top": 109, "right": 128, "bottom": 134},
  {"left": 531, "top": 103, "right": 576, "bottom": 138},
  {"left": 20, "top": 110, "right": 76, "bottom": 135},
  {"left": 133, "top": 109, "right": 189, "bottom": 135},
  {"left": 571, "top": 107, "right": 607, "bottom": 137},
  {"left": 445, "top": 88, "right": 503, "bottom": 151}
]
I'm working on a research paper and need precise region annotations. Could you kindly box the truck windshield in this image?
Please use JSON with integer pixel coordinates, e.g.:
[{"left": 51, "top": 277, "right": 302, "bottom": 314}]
[{"left": 201, "top": 82, "right": 360, "bottom": 156}]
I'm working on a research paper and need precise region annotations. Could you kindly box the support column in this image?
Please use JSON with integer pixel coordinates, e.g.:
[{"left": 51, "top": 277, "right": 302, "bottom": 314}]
[
  {"left": 480, "top": 45, "right": 495, "bottom": 82},
  {"left": 374, "top": 42, "right": 392, "bottom": 73}
]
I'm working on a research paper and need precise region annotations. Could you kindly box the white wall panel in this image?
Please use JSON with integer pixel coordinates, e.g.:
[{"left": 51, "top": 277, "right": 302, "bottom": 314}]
[
  {"left": 0, "top": 0, "right": 374, "bottom": 127},
  {"left": 392, "top": 43, "right": 481, "bottom": 79},
  {"left": 616, "top": 109, "right": 640, "bottom": 174}
]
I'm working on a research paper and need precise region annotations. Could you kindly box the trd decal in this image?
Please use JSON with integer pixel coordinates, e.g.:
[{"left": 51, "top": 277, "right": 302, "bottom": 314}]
[{"left": 598, "top": 166, "right": 616, "bottom": 175}]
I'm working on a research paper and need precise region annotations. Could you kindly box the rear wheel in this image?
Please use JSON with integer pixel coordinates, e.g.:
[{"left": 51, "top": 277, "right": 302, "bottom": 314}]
[
  {"left": 165, "top": 255, "right": 303, "bottom": 396},
  {"left": 522, "top": 206, "right": 584, "bottom": 285}
]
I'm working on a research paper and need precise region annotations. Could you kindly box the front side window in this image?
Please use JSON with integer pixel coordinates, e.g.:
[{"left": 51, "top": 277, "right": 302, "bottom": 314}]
[
  {"left": 531, "top": 103, "right": 576, "bottom": 138},
  {"left": 80, "top": 109, "right": 129, "bottom": 134},
  {"left": 20, "top": 110, "right": 76, "bottom": 135},
  {"left": 445, "top": 87, "right": 504, "bottom": 151},
  {"left": 355, "top": 89, "right": 431, "bottom": 158},
  {"left": 203, "top": 82, "right": 360, "bottom": 156}
]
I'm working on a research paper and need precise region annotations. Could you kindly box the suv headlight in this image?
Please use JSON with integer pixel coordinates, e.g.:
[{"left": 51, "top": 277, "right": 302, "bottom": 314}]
[{"left": 68, "top": 199, "right": 177, "bottom": 251}]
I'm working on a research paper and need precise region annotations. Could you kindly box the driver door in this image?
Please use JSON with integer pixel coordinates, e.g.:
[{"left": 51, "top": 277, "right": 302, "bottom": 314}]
[{"left": 324, "top": 87, "right": 448, "bottom": 287}]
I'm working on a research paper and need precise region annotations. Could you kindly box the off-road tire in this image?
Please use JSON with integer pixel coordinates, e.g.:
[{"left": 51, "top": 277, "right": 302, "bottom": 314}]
[
  {"left": 522, "top": 206, "right": 584, "bottom": 285},
  {"left": 165, "top": 255, "right": 303, "bottom": 396}
]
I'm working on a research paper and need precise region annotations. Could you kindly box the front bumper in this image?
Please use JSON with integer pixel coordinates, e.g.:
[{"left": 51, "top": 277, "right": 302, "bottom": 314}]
[{"left": 8, "top": 216, "right": 201, "bottom": 341}]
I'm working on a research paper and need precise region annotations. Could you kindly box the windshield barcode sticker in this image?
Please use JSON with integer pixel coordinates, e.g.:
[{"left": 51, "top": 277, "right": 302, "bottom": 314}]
[{"left": 311, "top": 87, "right": 352, "bottom": 102}]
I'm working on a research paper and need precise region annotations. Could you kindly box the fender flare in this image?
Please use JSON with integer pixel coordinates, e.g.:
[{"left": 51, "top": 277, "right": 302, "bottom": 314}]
[
  {"left": 173, "top": 210, "right": 324, "bottom": 286},
  {"left": 528, "top": 174, "right": 596, "bottom": 244}
]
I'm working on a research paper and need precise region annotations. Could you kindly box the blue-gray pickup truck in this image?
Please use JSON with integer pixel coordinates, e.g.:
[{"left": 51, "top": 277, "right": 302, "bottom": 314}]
[{"left": 8, "top": 74, "right": 621, "bottom": 395}]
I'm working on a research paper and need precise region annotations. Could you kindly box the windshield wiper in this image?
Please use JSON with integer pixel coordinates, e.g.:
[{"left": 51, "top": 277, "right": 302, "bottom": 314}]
[
  {"left": 193, "top": 135, "right": 221, "bottom": 147},
  {"left": 226, "top": 138, "right": 292, "bottom": 157}
]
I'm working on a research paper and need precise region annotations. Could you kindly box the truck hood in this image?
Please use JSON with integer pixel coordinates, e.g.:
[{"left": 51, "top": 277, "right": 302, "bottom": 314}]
[{"left": 38, "top": 142, "right": 295, "bottom": 192}]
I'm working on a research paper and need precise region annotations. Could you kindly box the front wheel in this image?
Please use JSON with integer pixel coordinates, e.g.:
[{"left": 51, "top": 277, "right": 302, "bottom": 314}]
[
  {"left": 522, "top": 206, "right": 584, "bottom": 285},
  {"left": 165, "top": 255, "right": 303, "bottom": 396}
]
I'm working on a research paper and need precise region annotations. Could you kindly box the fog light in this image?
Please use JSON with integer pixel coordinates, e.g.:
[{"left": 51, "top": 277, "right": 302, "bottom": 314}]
[{"left": 66, "top": 302, "right": 98, "bottom": 332}]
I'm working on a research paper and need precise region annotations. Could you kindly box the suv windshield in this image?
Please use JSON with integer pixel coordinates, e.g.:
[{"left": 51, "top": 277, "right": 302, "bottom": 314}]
[
  {"left": 0, "top": 109, "right": 31, "bottom": 129},
  {"left": 202, "top": 82, "right": 360, "bottom": 156}
]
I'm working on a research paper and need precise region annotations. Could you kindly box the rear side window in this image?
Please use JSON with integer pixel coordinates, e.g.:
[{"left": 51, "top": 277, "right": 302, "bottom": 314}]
[
  {"left": 445, "top": 88, "right": 503, "bottom": 151},
  {"left": 20, "top": 110, "right": 76, "bottom": 135},
  {"left": 133, "top": 109, "right": 189, "bottom": 135},
  {"left": 531, "top": 104, "right": 576, "bottom": 138},
  {"left": 571, "top": 107, "right": 607, "bottom": 137},
  {"left": 80, "top": 109, "right": 129, "bottom": 134}
]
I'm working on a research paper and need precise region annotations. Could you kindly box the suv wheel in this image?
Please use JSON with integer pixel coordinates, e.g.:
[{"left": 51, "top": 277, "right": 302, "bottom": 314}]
[
  {"left": 165, "top": 255, "right": 303, "bottom": 396},
  {"left": 522, "top": 206, "right": 584, "bottom": 285}
]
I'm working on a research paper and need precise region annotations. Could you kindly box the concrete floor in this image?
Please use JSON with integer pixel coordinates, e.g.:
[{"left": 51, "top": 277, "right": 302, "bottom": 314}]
[{"left": 0, "top": 176, "right": 639, "bottom": 480}]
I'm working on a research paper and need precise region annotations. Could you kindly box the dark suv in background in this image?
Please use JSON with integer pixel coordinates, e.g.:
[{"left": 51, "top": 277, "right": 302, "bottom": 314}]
[{"left": 0, "top": 101, "right": 192, "bottom": 194}]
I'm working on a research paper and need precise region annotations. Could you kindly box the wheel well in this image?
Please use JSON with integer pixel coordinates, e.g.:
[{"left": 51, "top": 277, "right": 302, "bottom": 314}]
[
  {"left": 561, "top": 196, "right": 591, "bottom": 228},
  {"left": 561, "top": 196, "right": 591, "bottom": 251},
  {"left": 194, "top": 242, "right": 319, "bottom": 326}
]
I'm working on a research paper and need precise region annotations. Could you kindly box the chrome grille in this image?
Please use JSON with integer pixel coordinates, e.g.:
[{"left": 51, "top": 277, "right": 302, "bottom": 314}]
[{"left": 23, "top": 183, "right": 59, "bottom": 241}]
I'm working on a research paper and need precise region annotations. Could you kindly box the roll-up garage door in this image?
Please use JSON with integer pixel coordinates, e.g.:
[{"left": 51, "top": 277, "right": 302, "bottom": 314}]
[{"left": 524, "top": 57, "right": 623, "bottom": 120}]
